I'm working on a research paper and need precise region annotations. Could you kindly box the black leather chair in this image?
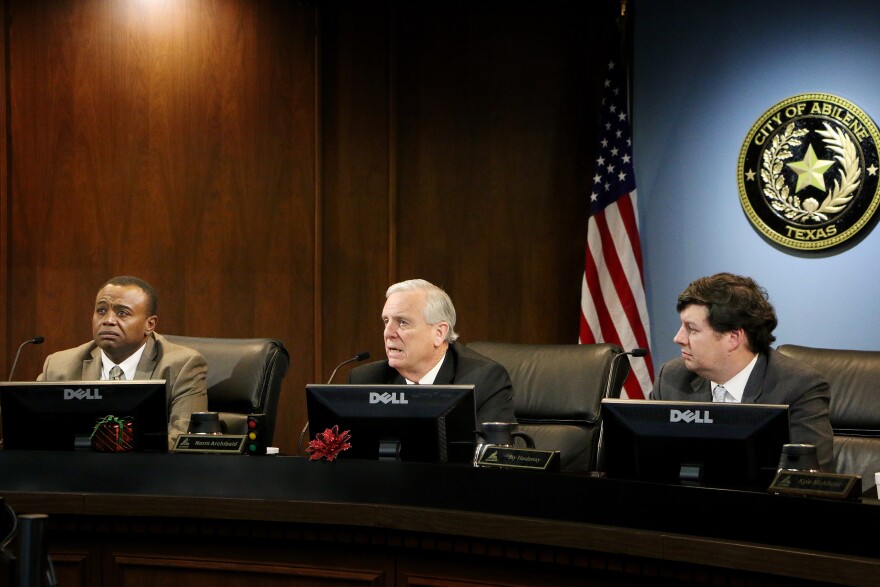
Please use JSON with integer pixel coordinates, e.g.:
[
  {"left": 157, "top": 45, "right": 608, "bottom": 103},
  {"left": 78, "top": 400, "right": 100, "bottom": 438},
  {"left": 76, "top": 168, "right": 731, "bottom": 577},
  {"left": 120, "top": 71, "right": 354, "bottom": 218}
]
[
  {"left": 164, "top": 335, "right": 290, "bottom": 444},
  {"left": 777, "top": 344, "right": 880, "bottom": 492},
  {"left": 466, "top": 341, "right": 629, "bottom": 472}
]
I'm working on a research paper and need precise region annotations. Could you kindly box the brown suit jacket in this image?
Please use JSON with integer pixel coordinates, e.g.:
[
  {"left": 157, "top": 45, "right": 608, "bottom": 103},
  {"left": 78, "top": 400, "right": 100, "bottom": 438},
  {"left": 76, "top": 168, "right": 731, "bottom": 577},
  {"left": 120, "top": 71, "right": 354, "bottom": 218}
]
[{"left": 37, "top": 332, "right": 208, "bottom": 448}]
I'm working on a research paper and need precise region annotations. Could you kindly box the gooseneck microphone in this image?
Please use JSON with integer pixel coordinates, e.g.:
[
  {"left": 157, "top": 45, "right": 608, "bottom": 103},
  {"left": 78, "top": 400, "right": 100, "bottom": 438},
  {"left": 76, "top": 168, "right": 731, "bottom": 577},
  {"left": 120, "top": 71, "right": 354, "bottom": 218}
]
[
  {"left": 597, "top": 347, "right": 648, "bottom": 472},
  {"left": 298, "top": 351, "right": 372, "bottom": 454},
  {"left": 602, "top": 347, "right": 648, "bottom": 400},
  {"left": 7, "top": 336, "right": 45, "bottom": 381},
  {"left": 326, "top": 351, "right": 371, "bottom": 385}
]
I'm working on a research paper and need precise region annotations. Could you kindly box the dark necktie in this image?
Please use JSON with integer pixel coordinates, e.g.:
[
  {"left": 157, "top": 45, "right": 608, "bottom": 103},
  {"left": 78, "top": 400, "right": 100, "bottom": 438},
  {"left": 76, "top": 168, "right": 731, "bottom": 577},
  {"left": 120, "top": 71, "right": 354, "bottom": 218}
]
[{"left": 109, "top": 365, "right": 124, "bottom": 381}]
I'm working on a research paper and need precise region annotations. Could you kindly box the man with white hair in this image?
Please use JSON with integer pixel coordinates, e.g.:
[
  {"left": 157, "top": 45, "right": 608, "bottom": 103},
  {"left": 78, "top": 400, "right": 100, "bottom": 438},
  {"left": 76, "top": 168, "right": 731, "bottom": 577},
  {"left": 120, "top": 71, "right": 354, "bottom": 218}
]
[{"left": 349, "top": 279, "right": 514, "bottom": 425}]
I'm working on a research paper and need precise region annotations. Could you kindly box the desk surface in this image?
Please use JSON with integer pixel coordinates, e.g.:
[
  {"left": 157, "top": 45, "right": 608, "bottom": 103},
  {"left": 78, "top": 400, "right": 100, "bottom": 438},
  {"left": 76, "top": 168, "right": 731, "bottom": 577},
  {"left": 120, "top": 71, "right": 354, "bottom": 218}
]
[{"left": 1, "top": 450, "right": 878, "bottom": 561}]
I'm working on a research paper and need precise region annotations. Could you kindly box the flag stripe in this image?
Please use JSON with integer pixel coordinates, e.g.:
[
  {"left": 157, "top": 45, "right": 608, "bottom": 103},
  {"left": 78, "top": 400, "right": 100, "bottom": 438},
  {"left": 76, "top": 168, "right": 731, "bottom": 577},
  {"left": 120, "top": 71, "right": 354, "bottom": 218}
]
[
  {"left": 592, "top": 196, "right": 654, "bottom": 399},
  {"left": 595, "top": 206, "right": 643, "bottom": 348},
  {"left": 581, "top": 231, "right": 617, "bottom": 345},
  {"left": 615, "top": 192, "right": 644, "bottom": 275},
  {"left": 611, "top": 193, "right": 656, "bottom": 393},
  {"left": 589, "top": 222, "right": 623, "bottom": 342},
  {"left": 603, "top": 202, "right": 652, "bottom": 365}
]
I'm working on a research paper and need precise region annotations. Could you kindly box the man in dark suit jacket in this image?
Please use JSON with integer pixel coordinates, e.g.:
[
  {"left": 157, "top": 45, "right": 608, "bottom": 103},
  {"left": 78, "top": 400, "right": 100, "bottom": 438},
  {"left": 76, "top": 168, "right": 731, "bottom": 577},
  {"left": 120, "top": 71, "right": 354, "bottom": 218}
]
[
  {"left": 650, "top": 273, "right": 833, "bottom": 471},
  {"left": 349, "top": 279, "right": 514, "bottom": 426},
  {"left": 38, "top": 276, "right": 208, "bottom": 448}
]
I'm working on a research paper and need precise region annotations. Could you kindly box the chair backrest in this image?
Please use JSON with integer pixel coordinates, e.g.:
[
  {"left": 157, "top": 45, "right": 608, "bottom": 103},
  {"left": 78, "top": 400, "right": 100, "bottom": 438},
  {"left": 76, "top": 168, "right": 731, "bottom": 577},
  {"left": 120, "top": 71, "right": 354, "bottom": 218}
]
[
  {"left": 467, "top": 341, "right": 628, "bottom": 472},
  {"left": 776, "top": 344, "right": 880, "bottom": 491},
  {"left": 163, "top": 335, "right": 290, "bottom": 443}
]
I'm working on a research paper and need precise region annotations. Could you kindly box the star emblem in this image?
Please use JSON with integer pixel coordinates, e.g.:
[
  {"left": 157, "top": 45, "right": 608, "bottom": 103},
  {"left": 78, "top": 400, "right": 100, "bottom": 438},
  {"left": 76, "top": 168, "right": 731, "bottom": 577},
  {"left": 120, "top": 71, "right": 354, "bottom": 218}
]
[
  {"left": 786, "top": 144, "right": 834, "bottom": 192},
  {"left": 868, "top": 163, "right": 878, "bottom": 176},
  {"left": 745, "top": 169, "right": 756, "bottom": 181}
]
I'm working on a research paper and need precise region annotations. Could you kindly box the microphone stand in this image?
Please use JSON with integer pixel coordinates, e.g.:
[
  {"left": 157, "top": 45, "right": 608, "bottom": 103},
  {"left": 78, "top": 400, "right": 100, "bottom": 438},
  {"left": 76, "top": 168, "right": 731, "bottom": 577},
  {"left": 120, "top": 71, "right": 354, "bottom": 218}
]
[
  {"left": 8, "top": 336, "right": 45, "bottom": 381},
  {"left": 595, "top": 347, "right": 647, "bottom": 473},
  {"left": 298, "top": 352, "right": 371, "bottom": 454},
  {"left": 325, "top": 351, "right": 370, "bottom": 387},
  {"left": 3, "top": 336, "right": 45, "bottom": 450}
]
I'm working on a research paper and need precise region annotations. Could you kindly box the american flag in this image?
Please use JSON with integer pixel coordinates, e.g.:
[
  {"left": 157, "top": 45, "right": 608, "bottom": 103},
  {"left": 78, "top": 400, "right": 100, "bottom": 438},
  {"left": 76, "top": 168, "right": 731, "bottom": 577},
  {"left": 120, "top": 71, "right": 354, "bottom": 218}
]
[{"left": 579, "top": 57, "right": 654, "bottom": 399}]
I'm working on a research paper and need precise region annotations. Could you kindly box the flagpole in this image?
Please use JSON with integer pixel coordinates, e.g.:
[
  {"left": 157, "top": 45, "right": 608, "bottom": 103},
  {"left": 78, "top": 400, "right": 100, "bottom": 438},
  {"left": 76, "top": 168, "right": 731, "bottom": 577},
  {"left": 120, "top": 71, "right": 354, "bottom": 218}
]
[{"left": 619, "top": 0, "right": 632, "bottom": 123}]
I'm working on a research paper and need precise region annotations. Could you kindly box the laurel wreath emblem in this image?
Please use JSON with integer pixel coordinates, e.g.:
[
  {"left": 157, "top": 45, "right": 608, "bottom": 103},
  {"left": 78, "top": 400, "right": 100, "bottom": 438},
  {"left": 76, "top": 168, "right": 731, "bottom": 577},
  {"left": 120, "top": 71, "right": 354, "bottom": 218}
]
[{"left": 761, "top": 122, "right": 860, "bottom": 222}]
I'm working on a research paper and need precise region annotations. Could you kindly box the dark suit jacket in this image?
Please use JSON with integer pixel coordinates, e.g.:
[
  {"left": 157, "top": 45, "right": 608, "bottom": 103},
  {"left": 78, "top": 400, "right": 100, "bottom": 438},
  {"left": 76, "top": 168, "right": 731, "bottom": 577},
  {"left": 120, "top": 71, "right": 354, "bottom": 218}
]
[
  {"left": 349, "top": 342, "right": 515, "bottom": 425},
  {"left": 37, "top": 332, "right": 209, "bottom": 448},
  {"left": 649, "top": 349, "right": 834, "bottom": 471}
]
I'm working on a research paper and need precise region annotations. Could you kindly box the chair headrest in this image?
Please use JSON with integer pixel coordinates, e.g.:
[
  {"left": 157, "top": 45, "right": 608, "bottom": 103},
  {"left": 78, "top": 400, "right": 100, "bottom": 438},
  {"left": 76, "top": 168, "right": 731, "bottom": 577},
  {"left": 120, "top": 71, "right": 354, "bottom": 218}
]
[
  {"left": 467, "top": 341, "right": 625, "bottom": 422},
  {"left": 777, "top": 344, "right": 880, "bottom": 432},
  {"left": 163, "top": 335, "right": 290, "bottom": 411}
]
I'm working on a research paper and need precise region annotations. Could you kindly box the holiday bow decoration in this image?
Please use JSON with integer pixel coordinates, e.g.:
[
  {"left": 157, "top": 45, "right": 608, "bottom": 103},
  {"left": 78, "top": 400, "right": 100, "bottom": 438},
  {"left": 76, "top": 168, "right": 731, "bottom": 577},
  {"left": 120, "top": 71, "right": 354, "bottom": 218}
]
[{"left": 306, "top": 425, "right": 351, "bottom": 461}]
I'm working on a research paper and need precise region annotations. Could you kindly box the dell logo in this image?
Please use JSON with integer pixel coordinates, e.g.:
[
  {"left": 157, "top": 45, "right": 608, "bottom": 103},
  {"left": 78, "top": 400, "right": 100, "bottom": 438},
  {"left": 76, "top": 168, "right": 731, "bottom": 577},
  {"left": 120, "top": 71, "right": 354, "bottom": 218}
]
[
  {"left": 64, "top": 388, "right": 103, "bottom": 400},
  {"left": 669, "top": 409, "right": 713, "bottom": 423},
  {"left": 369, "top": 392, "right": 409, "bottom": 404}
]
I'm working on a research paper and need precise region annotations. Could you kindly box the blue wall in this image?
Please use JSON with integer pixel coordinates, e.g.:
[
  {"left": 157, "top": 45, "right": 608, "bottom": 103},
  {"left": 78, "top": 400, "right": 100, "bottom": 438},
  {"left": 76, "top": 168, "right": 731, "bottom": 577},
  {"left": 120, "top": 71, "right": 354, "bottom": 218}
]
[{"left": 634, "top": 0, "right": 880, "bottom": 366}]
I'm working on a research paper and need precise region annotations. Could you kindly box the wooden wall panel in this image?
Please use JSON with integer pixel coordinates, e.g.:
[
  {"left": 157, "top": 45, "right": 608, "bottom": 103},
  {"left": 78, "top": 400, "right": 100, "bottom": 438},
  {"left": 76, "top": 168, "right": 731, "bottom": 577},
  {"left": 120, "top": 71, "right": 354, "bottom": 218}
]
[
  {"left": 2, "top": 0, "right": 615, "bottom": 455},
  {"left": 319, "top": 1, "right": 394, "bottom": 373},
  {"left": 391, "top": 1, "right": 615, "bottom": 345},
  {"left": 318, "top": 0, "right": 616, "bottom": 370},
  {"left": 0, "top": 0, "right": 7, "bottom": 381},
  {"left": 4, "top": 0, "right": 316, "bottom": 453}
]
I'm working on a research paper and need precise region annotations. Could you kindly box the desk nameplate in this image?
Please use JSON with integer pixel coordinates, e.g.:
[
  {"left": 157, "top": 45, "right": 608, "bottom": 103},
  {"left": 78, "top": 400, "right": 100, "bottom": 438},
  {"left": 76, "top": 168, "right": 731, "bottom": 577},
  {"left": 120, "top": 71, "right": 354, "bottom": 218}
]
[
  {"left": 173, "top": 434, "right": 247, "bottom": 454},
  {"left": 769, "top": 470, "right": 861, "bottom": 499},
  {"left": 476, "top": 446, "right": 560, "bottom": 471}
]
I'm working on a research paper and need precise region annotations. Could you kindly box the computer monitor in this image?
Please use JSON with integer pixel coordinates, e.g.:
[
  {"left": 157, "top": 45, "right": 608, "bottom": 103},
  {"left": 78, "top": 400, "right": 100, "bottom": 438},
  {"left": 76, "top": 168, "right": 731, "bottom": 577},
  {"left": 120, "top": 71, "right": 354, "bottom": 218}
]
[
  {"left": 305, "top": 384, "right": 477, "bottom": 464},
  {"left": 600, "top": 398, "right": 790, "bottom": 490},
  {"left": 0, "top": 380, "right": 169, "bottom": 452}
]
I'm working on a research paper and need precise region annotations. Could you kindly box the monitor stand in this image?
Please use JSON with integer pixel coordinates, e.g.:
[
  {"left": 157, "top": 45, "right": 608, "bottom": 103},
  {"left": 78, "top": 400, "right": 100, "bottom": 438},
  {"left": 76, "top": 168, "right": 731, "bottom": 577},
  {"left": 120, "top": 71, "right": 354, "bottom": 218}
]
[
  {"left": 378, "top": 439, "right": 401, "bottom": 461},
  {"left": 679, "top": 463, "right": 704, "bottom": 486}
]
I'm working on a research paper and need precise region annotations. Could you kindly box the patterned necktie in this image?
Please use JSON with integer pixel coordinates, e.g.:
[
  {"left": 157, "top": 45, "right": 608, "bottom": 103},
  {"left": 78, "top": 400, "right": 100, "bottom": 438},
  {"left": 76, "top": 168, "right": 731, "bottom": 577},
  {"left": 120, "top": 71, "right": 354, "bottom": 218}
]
[
  {"left": 713, "top": 384, "right": 730, "bottom": 403},
  {"left": 109, "top": 365, "right": 124, "bottom": 381}
]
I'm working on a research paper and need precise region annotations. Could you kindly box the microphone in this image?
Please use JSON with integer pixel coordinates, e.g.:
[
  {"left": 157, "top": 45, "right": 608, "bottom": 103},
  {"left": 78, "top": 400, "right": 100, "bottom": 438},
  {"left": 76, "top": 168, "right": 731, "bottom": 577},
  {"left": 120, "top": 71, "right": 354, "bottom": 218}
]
[
  {"left": 326, "top": 351, "right": 371, "bottom": 384},
  {"left": 298, "top": 351, "right": 372, "bottom": 454},
  {"left": 602, "top": 347, "right": 648, "bottom": 400},
  {"left": 597, "top": 347, "right": 647, "bottom": 473},
  {"left": 8, "top": 336, "right": 45, "bottom": 381}
]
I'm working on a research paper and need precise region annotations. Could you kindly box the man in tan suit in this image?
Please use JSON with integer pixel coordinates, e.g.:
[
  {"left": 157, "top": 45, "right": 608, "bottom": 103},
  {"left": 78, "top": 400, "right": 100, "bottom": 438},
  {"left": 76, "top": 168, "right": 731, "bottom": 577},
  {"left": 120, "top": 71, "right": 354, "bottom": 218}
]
[{"left": 38, "top": 276, "right": 208, "bottom": 448}]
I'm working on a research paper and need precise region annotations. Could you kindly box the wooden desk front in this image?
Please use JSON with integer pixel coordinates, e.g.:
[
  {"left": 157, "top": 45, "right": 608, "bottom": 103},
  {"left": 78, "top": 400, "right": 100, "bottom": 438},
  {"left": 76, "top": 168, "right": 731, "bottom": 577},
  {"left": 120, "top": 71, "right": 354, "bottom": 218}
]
[{"left": 0, "top": 451, "right": 877, "bottom": 586}]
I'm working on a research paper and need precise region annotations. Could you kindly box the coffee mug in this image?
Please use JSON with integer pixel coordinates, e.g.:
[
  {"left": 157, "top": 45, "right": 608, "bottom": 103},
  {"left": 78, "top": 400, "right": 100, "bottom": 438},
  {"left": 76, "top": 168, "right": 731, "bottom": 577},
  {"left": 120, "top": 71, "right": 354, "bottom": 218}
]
[
  {"left": 473, "top": 422, "right": 535, "bottom": 465},
  {"left": 476, "top": 422, "right": 535, "bottom": 447},
  {"left": 188, "top": 412, "right": 223, "bottom": 435},
  {"left": 777, "top": 443, "right": 820, "bottom": 473}
]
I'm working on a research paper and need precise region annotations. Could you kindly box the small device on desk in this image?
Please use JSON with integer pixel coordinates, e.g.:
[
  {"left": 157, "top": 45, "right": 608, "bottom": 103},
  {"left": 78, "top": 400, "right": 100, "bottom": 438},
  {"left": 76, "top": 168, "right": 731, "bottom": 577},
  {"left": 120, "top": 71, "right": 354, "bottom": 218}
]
[
  {"left": 0, "top": 380, "right": 168, "bottom": 452},
  {"left": 305, "top": 384, "right": 476, "bottom": 464}
]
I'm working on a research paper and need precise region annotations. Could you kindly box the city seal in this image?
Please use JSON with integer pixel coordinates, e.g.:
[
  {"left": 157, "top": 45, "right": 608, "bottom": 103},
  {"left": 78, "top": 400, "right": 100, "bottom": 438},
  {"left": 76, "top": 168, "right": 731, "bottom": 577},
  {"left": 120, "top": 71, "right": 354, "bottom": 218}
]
[{"left": 738, "top": 93, "right": 880, "bottom": 251}]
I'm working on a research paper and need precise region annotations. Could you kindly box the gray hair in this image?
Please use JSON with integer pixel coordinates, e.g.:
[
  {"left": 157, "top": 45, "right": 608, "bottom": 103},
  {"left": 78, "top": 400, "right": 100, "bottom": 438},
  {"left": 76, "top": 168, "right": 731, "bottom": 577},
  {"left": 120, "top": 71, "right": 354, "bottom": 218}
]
[{"left": 386, "top": 279, "right": 459, "bottom": 343}]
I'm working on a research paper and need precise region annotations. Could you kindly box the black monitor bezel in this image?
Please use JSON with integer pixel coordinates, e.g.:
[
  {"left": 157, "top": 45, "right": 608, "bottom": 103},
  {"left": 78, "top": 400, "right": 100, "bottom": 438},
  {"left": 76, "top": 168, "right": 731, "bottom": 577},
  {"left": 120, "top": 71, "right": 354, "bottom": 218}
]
[
  {"left": 305, "top": 383, "right": 477, "bottom": 464},
  {"left": 0, "top": 379, "right": 169, "bottom": 452},
  {"left": 601, "top": 398, "right": 791, "bottom": 490}
]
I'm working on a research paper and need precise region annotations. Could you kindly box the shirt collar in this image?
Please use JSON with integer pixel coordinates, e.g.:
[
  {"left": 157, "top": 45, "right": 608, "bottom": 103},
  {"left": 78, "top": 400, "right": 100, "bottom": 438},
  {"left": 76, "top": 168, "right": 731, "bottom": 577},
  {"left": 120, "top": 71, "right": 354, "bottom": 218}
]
[
  {"left": 711, "top": 353, "right": 759, "bottom": 402},
  {"left": 406, "top": 352, "right": 447, "bottom": 385},
  {"left": 100, "top": 342, "right": 147, "bottom": 381}
]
